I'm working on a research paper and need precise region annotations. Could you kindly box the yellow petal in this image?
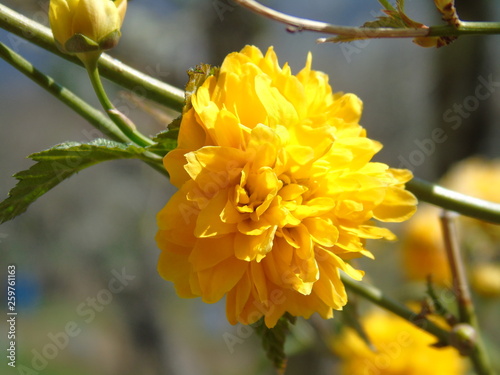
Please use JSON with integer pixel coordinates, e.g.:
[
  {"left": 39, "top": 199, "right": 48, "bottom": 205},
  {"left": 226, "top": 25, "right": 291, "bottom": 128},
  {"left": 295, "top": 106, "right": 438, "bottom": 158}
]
[
  {"left": 279, "top": 183, "right": 308, "bottom": 201},
  {"left": 188, "top": 236, "right": 235, "bottom": 271},
  {"left": 157, "top": 245, "right": 196, "bottom": 298},
  {"left": 225, "top": 271, "right": 252, "bottom": 324},
  {"left": 287, "top": 145, "right": 315, "bottom": 165},
  {"left": 194, "top": 190, "right": 237, "bottom": 238},
  {"left": 255, "top": 74, "right": 299, "bottom": 127},
  {"left": 343, "top": 224, "right": 397, "bottom": 241},
  {"left": 237, "top": 217, "right": 272, "bottom": 236},
  {"left": 198, "top": 257, "right": 247, "bottom": 303},
  {"left": 163, "top": 149, "right": 191, "bottom": 188},
  {"left": 373, "top": 186, "right": 418, "bottom": 222},
  {"left": 49, "top": 0, "right": 75, "bottom": 47},
  {"left": 250, "top": 262, "right": 269, "bottom": 303},
  {"left": 234, "top": 226, "right": 277, "bottom": 262},
  {"left": 184, "top": 146, "right": 245, "bottom": 188},
  {"left": 303, "top": 217, "right": 340, "bottom": 247}
]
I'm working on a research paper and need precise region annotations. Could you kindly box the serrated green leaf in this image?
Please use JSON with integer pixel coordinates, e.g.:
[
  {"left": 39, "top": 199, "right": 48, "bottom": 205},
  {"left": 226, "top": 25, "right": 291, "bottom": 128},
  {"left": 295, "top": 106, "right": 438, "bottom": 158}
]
[
  {"left": 254, "top": 313, "right": 296, "bottom": 373},
  {"left": 146, "top": 137, "right": 178, "bottom": 155},
  {"left": 0, "top": 139, "right": 149, "bottom": 224}
]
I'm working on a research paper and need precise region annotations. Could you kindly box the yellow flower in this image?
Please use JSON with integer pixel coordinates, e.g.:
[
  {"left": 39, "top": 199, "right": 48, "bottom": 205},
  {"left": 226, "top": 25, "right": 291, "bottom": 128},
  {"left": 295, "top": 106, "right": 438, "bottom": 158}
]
[
  {"left": 332, "top": 309, "right": 466, "bottom": 375},
  {"left": 49, "top": 0, "right": 127, "bottom": 60},
  {"left": 156, "top": 46, "right": 417, "bottom": 328}
]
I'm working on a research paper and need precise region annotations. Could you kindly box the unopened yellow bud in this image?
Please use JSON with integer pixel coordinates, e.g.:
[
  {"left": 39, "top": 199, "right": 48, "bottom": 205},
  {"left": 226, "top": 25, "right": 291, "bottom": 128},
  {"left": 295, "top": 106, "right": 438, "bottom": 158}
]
[
  {"left": 433, "top": 0, "right": 461, "bottom": 28},
  {"left": 49, "top": 0, "right": 127, "bottom": 62},
  {"left": 434, "top": 0, "right": 452, "bottom": 13}
]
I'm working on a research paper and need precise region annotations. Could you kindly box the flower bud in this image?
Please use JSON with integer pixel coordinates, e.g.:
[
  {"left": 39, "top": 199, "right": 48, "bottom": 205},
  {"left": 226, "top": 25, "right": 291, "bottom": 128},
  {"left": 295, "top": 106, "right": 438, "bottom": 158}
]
[
  {"left": 450, "top": 323, "right": 477, "bottom": 356},
  {"left": 434, "top": 0, "right": 453, "bottom": 13},
  {"left": 49, "top": 0, "right": 127, "bottom": 59}
]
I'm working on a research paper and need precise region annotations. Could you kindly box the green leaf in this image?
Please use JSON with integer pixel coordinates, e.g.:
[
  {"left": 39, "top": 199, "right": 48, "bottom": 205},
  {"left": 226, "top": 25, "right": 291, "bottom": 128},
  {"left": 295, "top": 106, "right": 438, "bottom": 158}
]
[
  {"left": 0, "top": 139, "right": 149, "bottom": 224},
  {"left": 378, "top": 0, "right": 396, "bottom": 11},
  {"left": 254, "top": 313, "right": 296, "bottom": 373},
  {"left": 147, "top": 117, "right": 180, "bottom": 155}
]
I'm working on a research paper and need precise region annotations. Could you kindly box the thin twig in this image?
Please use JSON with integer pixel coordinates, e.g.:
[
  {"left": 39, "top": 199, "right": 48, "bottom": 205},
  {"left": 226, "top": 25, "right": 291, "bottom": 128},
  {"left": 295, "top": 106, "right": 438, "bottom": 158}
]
[
  {"left": 232, "top": 0, "right": 500, "bottom": 43},
  {"left": 439, "top": 211, "right": 495, "bottom": 375},
  {"left": 435, "top": 0, "right": 462, "bottom": 28},
  {"left": 439, "top": 211, "right": 471, "bottom": 321},
  {"left": 232, "top": 0, "right": 429, "bottom": 39}
]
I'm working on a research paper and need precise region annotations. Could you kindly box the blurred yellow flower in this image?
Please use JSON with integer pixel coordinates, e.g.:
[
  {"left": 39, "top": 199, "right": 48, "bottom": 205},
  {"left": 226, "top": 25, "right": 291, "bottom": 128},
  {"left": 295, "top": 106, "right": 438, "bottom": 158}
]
[
  {"left": 442, "top": 157, "right": 500, "bottom": 205},
  {"left": 49, "top": 0, "right": 127, "bottom": 61},
  {"left": 471, "top": 264, "right": 500, "bottom": 298},
  {"left": 332, "top": 309, "right": 466, "bottom": 375},
  {"left": 402, "top": 157, "right": 500, "bottom": 290},
  {"left": 442, "top": 157, "right": 500, "bottom": 259},
  {"left": 156, "top": 45, "right": 417, "bottom": 328},
  {"left": 402, "top": 205, "right": 451, "bottom": 285}
]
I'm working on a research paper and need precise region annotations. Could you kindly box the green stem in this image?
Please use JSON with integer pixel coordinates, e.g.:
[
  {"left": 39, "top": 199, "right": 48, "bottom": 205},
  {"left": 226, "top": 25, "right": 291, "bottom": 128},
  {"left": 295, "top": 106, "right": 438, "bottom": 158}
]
[
  {"left": 340, "top": 274, "right": 452, "bottom": 346},
  {"left": 0, "top": 40, "right": 168, "bottom": 177},
  {"left": 0, "top": 3, "right": 184, "bottom": 112},
  {"left": 84, "top": 60, "right": 154, "bottom": 148},
  {"left": 407, "top": 177, "right": 500, "bottom": 224},
  {"left": 0, "top": 41, "right": 126, "bottom": 143},
  {"left": 429, "top": 22, "right": 500, "bottom": 37}
]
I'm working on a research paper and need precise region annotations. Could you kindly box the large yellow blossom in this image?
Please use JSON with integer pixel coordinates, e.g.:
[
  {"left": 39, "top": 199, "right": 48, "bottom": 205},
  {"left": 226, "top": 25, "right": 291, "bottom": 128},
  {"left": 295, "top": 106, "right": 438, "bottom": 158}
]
[
  {"left": 156, "top": 46, "right": 417, "bottom": 327},
  {"left": 332, "top": 309, "right": 466, "bottom": 375}
]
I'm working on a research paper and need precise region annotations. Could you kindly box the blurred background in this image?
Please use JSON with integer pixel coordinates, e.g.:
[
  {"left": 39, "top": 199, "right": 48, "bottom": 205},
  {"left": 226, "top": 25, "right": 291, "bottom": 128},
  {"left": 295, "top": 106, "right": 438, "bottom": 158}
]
[{"left": 1, "top": 0, "right": 500, "bottom": 374}]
